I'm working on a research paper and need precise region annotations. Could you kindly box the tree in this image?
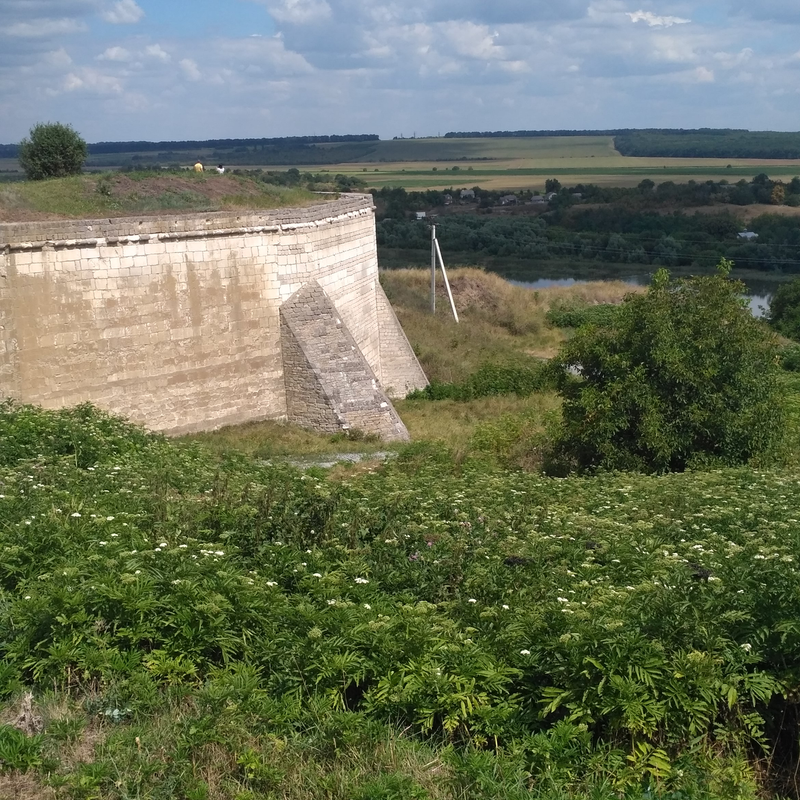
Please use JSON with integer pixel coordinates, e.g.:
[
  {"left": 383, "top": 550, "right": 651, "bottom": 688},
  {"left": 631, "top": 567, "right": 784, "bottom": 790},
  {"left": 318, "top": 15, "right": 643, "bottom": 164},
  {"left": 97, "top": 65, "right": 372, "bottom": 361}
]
[
  {"left": 768, "top": 277, "right": 800, "bottom": 341},
  {"left": 18, "top": 122, "right": 87, "bottom": 180},
  {"left": 545, "top": 178, "right": 561, "bottom": 193},
  {"left": 550, "top": 260, "right": 784, "bottom": 473}
]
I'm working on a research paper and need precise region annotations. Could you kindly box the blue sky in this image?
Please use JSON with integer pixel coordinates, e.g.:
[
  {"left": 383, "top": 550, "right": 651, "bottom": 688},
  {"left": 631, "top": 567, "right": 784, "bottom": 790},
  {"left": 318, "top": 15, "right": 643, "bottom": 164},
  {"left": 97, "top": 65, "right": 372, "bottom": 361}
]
[{"left": 2, "top": 0, "right": 800, "bottom": 143}]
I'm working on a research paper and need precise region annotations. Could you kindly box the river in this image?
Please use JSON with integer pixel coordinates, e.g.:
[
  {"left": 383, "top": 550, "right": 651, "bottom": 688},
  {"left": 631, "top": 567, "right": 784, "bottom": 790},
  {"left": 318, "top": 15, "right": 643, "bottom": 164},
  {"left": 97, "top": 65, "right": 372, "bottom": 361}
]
[{"left": 506, "top": 275, "right": 773, "bottom": 318}]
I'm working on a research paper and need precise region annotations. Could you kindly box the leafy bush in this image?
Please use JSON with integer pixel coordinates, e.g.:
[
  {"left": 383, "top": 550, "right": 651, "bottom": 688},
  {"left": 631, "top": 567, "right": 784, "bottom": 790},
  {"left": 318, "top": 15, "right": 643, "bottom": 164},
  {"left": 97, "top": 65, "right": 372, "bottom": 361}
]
[
  {"left": 768, "top": 277, "right": 800, "bottom": 341},
  {"left": 409, "top": 361, "right": 556, "bottom": 401},
  {"left": 546, "top": 303, "right": 620, "bottom": 329},
  {"left": 18, "top": 122, "right": 87, "bottom": 180},
  {"left": 780, "top": 343, "right": 800, "bottom": 371},
  {"left": 550, "top": 261, "right": 784, "bottom": 473},
  {"left": 0, "top": 400, "right": 155, "bottom": 468}
]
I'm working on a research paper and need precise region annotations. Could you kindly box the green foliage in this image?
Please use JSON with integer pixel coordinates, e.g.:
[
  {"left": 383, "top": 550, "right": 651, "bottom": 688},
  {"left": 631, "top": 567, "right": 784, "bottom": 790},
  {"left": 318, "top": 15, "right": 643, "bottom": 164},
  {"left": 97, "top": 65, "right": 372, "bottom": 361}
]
[
  {"left": 0, "top": 725, "right": 43, "bottom": 774},
  {"left": 409, "top": 362, "right": 556, "bottom": 401},
  {"left": 780, "top": 343, "right": 800, "bottom": 371},
  {"left": 0, "top": 402, "right": 798, "bottom": 796},
  {"left": 352, "top": 773, "right": 429, "bottom": 800},
  {"left": 551, "top": 261, "right": 785, "bottom": 473},
  {"left": 545, "top": 303, "right": 620, "bottom": 329},
  {"left": 768, "top": 277, "right": 800, "bottom": 341},
  {"left": 18, "top": 122, "right": 87, "bottom": 180}
]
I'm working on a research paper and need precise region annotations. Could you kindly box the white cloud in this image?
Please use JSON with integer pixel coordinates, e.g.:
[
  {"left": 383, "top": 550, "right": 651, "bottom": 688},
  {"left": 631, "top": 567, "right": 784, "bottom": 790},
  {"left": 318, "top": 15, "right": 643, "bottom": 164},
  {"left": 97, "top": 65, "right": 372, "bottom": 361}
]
[
  {"left": 442, "top": 21, "right": 505, "bottom": 61},
  {"left": 101, "top": 0, "right": 144, "bottom": 25},
  {"left": 144, "top": 44, "right": 171, "bottom": 62},
  {"left": 63, "top": 67, "right": 123, "bottom": 94},
  {"left": 179, "top": 58, "right": 202, "bottom": 81},
  {"left": 627, "top": 10, "right": 691, "bottom": 27},
  {"left": 45, "top": 48, "right": 74, "bottom": 68},
  {"left": 97, "top": 46, "right": 131, "bottom": 61},
  {"left": 713, "top": 47, "right": 753, "bottom": 68},
  {"left": 685, "top": 65, "right": 715, "bottom": 82},
  {"left": 4, "top": 18, "right": 86, "bottom": 37},
  {"left": 266, "top": 0, "right": 332, "bottom": 24}
]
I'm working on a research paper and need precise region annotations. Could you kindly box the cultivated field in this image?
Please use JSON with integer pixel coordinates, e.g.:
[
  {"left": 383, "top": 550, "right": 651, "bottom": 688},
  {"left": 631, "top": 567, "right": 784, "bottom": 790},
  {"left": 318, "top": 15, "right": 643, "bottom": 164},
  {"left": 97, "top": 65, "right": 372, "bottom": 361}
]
[{"left": 304, "top": 137, "right": 800, "bottom": 191}]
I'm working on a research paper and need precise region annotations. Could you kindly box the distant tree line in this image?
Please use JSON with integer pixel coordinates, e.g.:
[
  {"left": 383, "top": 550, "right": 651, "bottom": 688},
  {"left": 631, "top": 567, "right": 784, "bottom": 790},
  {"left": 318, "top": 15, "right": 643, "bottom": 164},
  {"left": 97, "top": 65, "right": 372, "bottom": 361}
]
[
  {"left": 0, "top": 134, "right": 378, "bottom": 159},
  {"left": 443, "top": 129, "right": 635, "bottom": 138},
  {"left": 442, "top": 128, "right": 800, "bottom": 159},
  {"left": 375, "top": 178, "right": 800, "bottom": 274},
  {"left": 615, "top": 130, "right": 800, "bottom": 159}
]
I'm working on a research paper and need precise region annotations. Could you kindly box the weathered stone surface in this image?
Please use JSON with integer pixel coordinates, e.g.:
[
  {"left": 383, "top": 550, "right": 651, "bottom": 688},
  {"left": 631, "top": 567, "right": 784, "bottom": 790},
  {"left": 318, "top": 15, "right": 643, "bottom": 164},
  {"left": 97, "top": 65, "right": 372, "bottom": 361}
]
[
  {"left": 0, "top": 195, "right": 427, "bottom": 437},
  {"left": 281, "top": 281, "right": 409, "bottom": 441}
]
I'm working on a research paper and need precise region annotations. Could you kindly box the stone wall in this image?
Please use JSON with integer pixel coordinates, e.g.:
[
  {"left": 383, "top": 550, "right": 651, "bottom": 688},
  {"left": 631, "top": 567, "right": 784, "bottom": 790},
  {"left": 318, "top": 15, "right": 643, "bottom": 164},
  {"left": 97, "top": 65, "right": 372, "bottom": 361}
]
[
  {"left": 281, "top": 282, "right": 409, "bottom": 441},
  {"left": 0, "top": 194, "right": 427, "bottom": 435}
]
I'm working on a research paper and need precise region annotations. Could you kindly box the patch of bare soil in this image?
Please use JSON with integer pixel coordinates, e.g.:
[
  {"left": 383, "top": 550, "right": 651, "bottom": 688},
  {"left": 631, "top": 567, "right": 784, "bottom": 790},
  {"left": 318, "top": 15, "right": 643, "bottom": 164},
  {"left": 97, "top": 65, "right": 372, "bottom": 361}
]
[
  {"left": 733, "top": 204, "right": 800, "bottom": 222},
  {"left": 0, "top": 771, "right": 56, "bottom": 800},
  {"left": 446, "top": 274, "right": 501, "bottom": 313}
]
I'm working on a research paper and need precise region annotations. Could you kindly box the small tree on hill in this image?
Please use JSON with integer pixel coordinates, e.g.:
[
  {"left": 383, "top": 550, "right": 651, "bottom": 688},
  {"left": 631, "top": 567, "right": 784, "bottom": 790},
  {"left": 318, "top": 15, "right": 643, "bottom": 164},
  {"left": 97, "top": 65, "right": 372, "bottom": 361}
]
[
  {"left": 549, "top": 260, "right": 784, "bottom": 473},
  {"left": 18, "top": 122, "right": 87, "bottom": 180}
]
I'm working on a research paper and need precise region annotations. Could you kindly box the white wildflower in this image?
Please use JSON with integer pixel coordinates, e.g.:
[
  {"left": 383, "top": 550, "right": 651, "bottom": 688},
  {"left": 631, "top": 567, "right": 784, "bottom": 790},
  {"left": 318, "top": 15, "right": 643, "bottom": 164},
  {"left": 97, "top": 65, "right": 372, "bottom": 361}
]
[
  {"left": 312, "top": 572, "right": 322, "bottom": 578},
  {"left": 520, "top": 649, "right": 531, "bottom": 656},
  {"left": 355, "top": 577, "right": 369, "bottom": 584},
  {"left": 71, "top": 512, "right": 81, "bottom": 518},
  {"left": 363, "top": 604, "right": 371, "bottom": 610},
  {"left": 266, "top": 581, "right": 277, "bottom": 587},
  {"left": 468, "top": 598, "right": 477, "bottom": 603}
]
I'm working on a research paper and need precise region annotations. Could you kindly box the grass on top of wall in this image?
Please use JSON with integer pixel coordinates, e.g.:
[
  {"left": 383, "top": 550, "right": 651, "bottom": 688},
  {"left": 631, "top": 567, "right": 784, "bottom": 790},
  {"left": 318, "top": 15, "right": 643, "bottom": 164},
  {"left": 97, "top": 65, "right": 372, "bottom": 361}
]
[{"left": 0, "top": 171, "right": 318, "bottom": 221}]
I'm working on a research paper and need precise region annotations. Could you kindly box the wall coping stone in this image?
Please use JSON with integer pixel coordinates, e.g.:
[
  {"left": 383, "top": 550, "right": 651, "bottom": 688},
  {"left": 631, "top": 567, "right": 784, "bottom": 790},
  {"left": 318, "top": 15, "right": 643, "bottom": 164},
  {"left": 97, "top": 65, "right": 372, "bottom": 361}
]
[{"left": 0, "top": 194, "right": 375, "bottom": 253}]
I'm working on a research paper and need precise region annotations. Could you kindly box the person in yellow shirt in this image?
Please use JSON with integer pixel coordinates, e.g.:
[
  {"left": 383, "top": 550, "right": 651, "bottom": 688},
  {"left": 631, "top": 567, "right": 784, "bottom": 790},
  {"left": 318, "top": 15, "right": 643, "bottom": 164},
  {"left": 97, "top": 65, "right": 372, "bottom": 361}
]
[{"left": 194, "top": 161, "right": 203, "bottom": 172}]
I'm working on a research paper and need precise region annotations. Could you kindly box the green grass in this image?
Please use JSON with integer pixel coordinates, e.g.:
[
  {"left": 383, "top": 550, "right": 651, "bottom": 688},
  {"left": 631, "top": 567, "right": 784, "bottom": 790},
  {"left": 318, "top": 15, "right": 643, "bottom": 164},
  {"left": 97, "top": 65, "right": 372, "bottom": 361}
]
[
  {"left": 0, "top": 171, "right": 317, "bottom": 219},
  {"left": 0, "top": 401, "right": 799, "bottom": 797}
]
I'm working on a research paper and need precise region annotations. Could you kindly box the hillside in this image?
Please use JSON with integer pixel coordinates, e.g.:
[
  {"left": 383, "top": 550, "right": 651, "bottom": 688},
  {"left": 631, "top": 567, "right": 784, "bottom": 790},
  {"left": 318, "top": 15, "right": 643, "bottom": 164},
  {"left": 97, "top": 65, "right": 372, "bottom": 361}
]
[{"left": 0, "top": 384, "right": 799, "bottom": 798}]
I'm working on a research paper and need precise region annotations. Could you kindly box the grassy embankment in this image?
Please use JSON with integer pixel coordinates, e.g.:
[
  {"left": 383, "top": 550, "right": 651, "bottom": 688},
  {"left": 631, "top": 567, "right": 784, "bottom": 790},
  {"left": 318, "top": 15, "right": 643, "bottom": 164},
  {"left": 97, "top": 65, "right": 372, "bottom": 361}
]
[{"left": 0, "top": 172, "right": 316, "bottom": 221}]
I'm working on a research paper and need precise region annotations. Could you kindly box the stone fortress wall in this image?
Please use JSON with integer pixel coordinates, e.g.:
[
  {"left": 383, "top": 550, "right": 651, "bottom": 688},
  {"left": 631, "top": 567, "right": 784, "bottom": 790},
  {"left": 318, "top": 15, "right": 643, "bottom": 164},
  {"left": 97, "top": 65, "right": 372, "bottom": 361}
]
[{"left": 0, "top": 194, "right": 427, "bottom": 438}]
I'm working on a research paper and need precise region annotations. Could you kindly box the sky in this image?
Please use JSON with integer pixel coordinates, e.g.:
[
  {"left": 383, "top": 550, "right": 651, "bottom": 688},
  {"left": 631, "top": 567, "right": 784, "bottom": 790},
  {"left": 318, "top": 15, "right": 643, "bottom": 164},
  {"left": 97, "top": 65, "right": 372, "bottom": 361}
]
[{"left": 2, "top": 0, "right": 800, "bottom": 143}]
